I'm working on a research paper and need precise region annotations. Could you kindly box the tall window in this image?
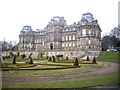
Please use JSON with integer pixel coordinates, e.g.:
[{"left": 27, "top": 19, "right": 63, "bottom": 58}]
[
  {"left": 82, "top": 29, "right": 86, "bottom": 36},
  {"left": 66, "top": 36, "right": 68, "bottom": 41},
  {"left": 62, "top": 43, "right": 64, "bottom": 47},
  {"left": 37, "top": 39, "right": 38, "bottom": 43},
  {"left": 73, "top": 43, "right": 75, "bottom": 47},
  {"left": 91, "top": 30, "right": 94, "bottom": 35},
  {"left": 66, "top": 43, "right": 68, "bottom": 47},
  {"left": 69, "top": 42, "right": 71, "bottom": 47},
  {"left": 88, "top": 30, "right": 91, "bottom": 35},
  {"left": 73, "top": 35, "right": 75, "bottom": 40},
  {"left": 88, "top": 39, "right": 91, "bottom": 44},
  {"left": 62, "top": 36, "right": 64, "bottom": 41},
  {"left": 69, "top": 35, "right": 71, "bottom": 40}
]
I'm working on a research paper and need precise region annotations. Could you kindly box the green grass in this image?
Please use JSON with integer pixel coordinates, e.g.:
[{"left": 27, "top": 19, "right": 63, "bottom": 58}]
[
  {"left": 2, "top": 57, "right": 47, "bottom": 63},
  {"left": 2, "top": 63, "right": 38, "bottom": 70},
  {"left": 97, "top": 51, "right": 119, "bottom": 63},
  {"left": 2, "top": 72, "right": 119, "bottom": 88},
  {"left": 2, "top": 62, "right": 106, "bottom": 76},
  {"left": 2, "top": 51, "right": 119, "bottom": 88}
]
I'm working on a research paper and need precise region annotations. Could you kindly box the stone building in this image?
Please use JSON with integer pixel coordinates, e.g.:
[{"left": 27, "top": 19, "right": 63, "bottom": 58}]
[{"left": 18, "top": 13, "right": 102, "bottom": 54}]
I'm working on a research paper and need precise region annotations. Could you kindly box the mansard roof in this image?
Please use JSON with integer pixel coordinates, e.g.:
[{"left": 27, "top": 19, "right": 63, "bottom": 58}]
[
  {"left": 20, "top": 12, "right": 101, "bottom": 34},
  {"left": 47, "top": 16, "right": 66, "bottom": 26},
  {"left": 22, "top": 25, "right": 32, "bottom": 32},
  {"left": 82, "top": 12, "right": 93, "bottom": 16}
]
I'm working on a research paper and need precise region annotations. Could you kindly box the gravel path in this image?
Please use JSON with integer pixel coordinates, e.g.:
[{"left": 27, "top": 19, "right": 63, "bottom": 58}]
[{"left": 2, "top": 62, "right": 119, "bottom": 82}]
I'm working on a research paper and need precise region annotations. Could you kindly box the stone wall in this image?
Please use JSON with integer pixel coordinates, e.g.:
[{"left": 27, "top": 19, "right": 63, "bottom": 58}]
[
  {"left": 20, "top": 52, "right": 38, "bottom": 58},
  {"left": 48, "top": 50, "right": 86, "bottom": 59}
]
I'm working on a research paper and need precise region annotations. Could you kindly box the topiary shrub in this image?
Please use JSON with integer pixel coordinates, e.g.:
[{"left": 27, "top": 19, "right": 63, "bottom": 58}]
[
  {"left": 2, "top": 56, "right": 5, "bottom": 60},
  {"left": 46, "top": 56, "right": 49, "bottom": 59},
  {"left": 13, "top": 54, "right": 17, "bottom": 64},
  {"left": 28, "top": 53, "right": 33, "bottom": 64},
  {"left": 17, "top": 52, "right": 20, "bottom": 57},
  {"left": 6, "top": 56, "right": 10, "bottom": 58},
  {"left": 92, "top": 57, "right": 97, "bottom": 64},
  {"left": 48, "top": 57, "right": 52, "bottom": 62},
  {"left": 74, "top": 58, "right": 79, "bottom": 66},
  {"left": 40, "top": 53, "right": 43, "bottom": 58},
  {"left": 86, "top": 56, "right": 89, "bottom": 61},
  {"left": 21, "top": 53, "right": 26, "bottom": 58},
  {"left": 66, "top": 56, "right": 68, "bottom": 60},
  {"left": 9, "top": 51, "right": 14, "bottom": 58},
  {"left": 29, "top": 58, "right": 33, "bottom": 64},
  {"left": 52, "top": 56, "right": 56, "bottom": 62},
  {"left": 56, "top": 55, "right": 63, "bottom": 60}
]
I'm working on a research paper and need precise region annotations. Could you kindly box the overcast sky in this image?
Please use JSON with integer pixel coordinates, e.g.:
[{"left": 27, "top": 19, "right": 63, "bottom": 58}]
[{"left": 0, "top": 0, "right": 119, "bottom": 43}]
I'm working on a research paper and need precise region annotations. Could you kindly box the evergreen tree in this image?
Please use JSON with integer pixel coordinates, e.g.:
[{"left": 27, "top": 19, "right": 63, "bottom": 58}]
[
  {"left": 74, "top": 58, "right": 79, "bottom": 66},
  {"left": 66, "top": 56, "right": 68, "bottom": 60},
  {"left": 13, "top": 54, "right": 16, "bottom": 64},
  {"left": 48, "top": 57, "right": 52, "bottom": 62},
  {"left": 28, "top": 53, "right": 33, "bottom": 64},
  {"left": 92, "top": 57, "right": 97, "bottom": 64},
  {"left": 86, "top": 56, "right": 89, "bottom": 61},
  {"left": 52, "top": 56, "right": 56, "bottom": 62}
]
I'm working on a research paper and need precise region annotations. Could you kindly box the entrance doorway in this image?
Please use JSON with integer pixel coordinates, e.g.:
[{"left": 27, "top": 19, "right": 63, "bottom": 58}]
[{"left": 50, "top": 43, "right": 53, "bottom": 50}]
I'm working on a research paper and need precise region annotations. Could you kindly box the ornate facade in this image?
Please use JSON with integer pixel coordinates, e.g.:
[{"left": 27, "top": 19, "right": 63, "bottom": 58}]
[{"left": 18, "top": 13, "right": 102, "bottom": 52}]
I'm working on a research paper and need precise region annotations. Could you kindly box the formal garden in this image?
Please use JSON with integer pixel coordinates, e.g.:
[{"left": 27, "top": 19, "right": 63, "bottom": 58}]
[{"left": 1, "top": 51, "right": 119, "bottom": 89}]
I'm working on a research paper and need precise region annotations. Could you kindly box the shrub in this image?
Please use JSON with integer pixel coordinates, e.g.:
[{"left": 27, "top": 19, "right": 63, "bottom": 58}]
[
  {"left": 17, "top": 52, "right": 20, "bottom": 57},
  {"left": 70, "top": 52, "right": 73, "bottom": 55},
  {"left": 38, "top": 51, "right": 45, "bottom": 58},
  {"left": 86, "top": 56, "right": 89, "bottom": 61},
  {"left": 6, "top": 56, "right": 10, "bottom": 58},
  {"left": 46, "top": 56, "right": 49, "bottom": 59},
  {"left": 9, "top": 51, "right": 14, "bottom": 57},
  {"left": 92, "top": 57, "right": 97, "bottom": 64},
  {"left": 74, "top": 58, "right": 79, "bottom": 66},
  {"left": 28, "top": 53, "right": 33, "bottom": 64},
  {"left": 21, "top": 53, "right": 26, "bottom": 58},
  {"left": 13, "top": 54, "right": 17, "bottom": 64},
  {"left": 52, "top": 56, "right": 56, "bottom": 62},
  {"left": 40, "top": 53, "right": 43, "bottom": 58},
  {"left": 29, "top": 58, "right": 33, "bottom": 64},
  {"left": 56, "top": 55, "right": 63, "bottom": 60},
  {"left": 48, "top": 57, "right": 52, "bottom": 62},
  {"left": 66, "top": 56, "right": 68, "bottom": 60},
  {"left": 2, "top": 56, "right": 5, "bottom": 60}
]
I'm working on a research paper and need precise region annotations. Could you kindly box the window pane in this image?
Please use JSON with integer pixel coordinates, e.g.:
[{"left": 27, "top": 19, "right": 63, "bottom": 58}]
[{"left": 82, "top": 29, "right": 86, "bottom": 36}]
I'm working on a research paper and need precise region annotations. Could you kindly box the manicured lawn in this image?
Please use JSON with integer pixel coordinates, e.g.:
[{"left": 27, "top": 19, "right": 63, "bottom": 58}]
[
  {"left": 2, "top": 72, "right": 119, "bottom": 88},
  {"left": 97, "top": 52, "right": 119, "bottom": 63},
  {"left": 2, "top": 62, "right": 106, "bottom": 76},
  {"left": 2, "top": 63, "right": 38, "bottom": 69},
  {"left": 2, "top": 51, "right": 119, "bottom": 89},
  {"left": 2, "top": 57, "right": 47, "bottom": 63}
]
